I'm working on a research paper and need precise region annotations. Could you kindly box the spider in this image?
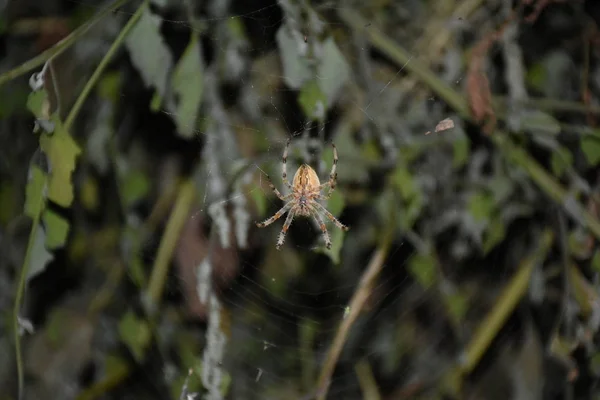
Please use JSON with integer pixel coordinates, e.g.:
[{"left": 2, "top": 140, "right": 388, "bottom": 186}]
[{"left": 256, "top": 139, "right": 349, "bottom": 250}]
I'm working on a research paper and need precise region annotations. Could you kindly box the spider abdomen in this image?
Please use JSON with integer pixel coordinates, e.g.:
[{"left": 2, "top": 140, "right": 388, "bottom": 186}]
[{"left": 292, "top": 164, "right": 321, "bottom": 192}]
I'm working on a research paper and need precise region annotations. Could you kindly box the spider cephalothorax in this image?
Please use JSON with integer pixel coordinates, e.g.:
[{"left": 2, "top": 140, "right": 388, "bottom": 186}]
[{"left": 256, "top": 139, "right": 349, "bottom": 250}]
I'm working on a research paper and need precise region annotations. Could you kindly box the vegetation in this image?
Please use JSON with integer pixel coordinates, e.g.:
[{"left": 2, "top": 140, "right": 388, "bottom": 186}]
[{"left": 1, "top": 0, "right": 600, "bottom": 399}]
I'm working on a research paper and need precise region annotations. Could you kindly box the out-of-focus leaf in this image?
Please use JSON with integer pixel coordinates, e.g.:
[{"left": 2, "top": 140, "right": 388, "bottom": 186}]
[
  {"left": 39, "top": 120, "right": 81, "bottom": 207},
  {"left": 316, "top": 227, "right": 345, "bottom": 265},
  {"left": 550, "top": 146, "right": 573, "bottom": 178},
  {"left": 482, "top": 217, "right": 506, "bottom": 254},
  {"left": 171, "top": 34, "right": 203, "bottom": 138},
  {"left": 43, "top": 209, "right": 69, "bottom": 250},
  {"left": 125, "top": 6, "right": 173, "bottom": 106},
  {"left": 445, "top": 290, "right": 469, "bottom": 324},
  {"left": 25, "top": 165, "right": 47, "bottom": 218},
  {"left": 87, "top": 102, "right": 113, "bottom": 174},
  {"left": 250, "top": 186, "right": 267, "bottom": 217},
  {"left": 392, "top": 166, "right": 417, "bottom": 200},
  {"left": 98, "top": 72, "right": 121, "bottom": 102},
  {"left": 326, "top": 190, "right": 345, "bottom": 217},
  {"left": 298, "top": 80, "right": 326, "bottom": 122},
  {"left": 118, "top": 310, "right": 151, "bottom": 363},
  {"left": 276, "top": 25, "right": 311, "bottom": 89},
  {"left": 392, "top": 165, "right": 423, "bottom": 230},
  {"left": 27, "top": 227, "right": 54, "bottom": 282},
  {"left": 568, "top": 230, "right": 593, "bottom": 259},
  {"left": 518, "top": 110, "right": 561, "bottom": 135},
  {"left": 526, "top": 62, "right": 546, "bottom": 92},
  {"left": 452, "top": 129, "right": 470, "bottom": 168},
  {"left": 407, "top": 252, "right": 437, "bottom": 289},
  {"left": 591, "top": 250, "right": 600, "bottom": 272},
  {"left": 361, "top": 140, "right": 382, "bottom": 163},
  {"left": 317, "top": 37, "right": 350, "bottom": 106},
  {"left": 468, "top": 192, "right": 495, "bottom": 222},
  {"left": 80, "top": 175, "right": 99, "bottom": 212},
  {"left": 581, "top": 133, "right": 600, "bottom": 167},
  {"left": 122, "top": 169, "right": 150, "bottom": 208}
]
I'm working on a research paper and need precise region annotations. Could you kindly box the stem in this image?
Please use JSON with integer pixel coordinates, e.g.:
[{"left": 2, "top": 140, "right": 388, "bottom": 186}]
[
  {"left": 146, "top": 179, "right": 196, "bottom": 308},
  {"left": 13, "top": 186, "right": 45, "bottom": 400},
  {"left": 0, "top": 0, "right": 132, "bottom": 88},
  {"left": 64, "top": 0, "right": 149, "bottom": 132}
]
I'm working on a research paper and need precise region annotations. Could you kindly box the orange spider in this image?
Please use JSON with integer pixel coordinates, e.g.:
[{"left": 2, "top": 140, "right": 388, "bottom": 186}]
[{"left": 256, "top": 139, "right": 349, "bottom": 249}]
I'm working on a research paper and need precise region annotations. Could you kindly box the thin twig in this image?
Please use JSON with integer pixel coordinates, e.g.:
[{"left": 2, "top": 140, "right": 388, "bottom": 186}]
[{"left": 316, "top": 225, "right": 394, "bottom": 400}]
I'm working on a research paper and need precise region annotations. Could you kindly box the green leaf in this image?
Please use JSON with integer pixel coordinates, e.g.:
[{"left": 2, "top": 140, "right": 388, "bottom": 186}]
[
  {"left": 118, "top": 310, "right": 151, "bottom": 363},
  {"left": 482, "top": 217, "right": 506, "bottom": 254},
  {"left": 468, "top": 192, "right": 495, "bottom": 222},
  {"left": 518, "top": 110, "right": 561, "bottom": 135},
  {"left": 452, "top": 130, "right": 470, "bottom": 168},
  {"left": 122, "top": 169, "right": 150, "bottom": 208},
  {"left": 298, "top": 80, "right": 327, "bottom": 122},
  {"left": 27, "top": 227, "right": 54, "bottom": 282},
  {"left": 171, "top": 34, "right": 203, "bottom": 139},
  {"left": 98, "top": 72, "right": 121, "bottom": 102},
  {"left": 407, "top": 252, "right": 437, "bottom": 289},
  {"left": 26, "top": 90, "right": 49, "bottom": 118},
  {"left": 43, "top": 209, "right": 69, "bottom": 250},
  {"left": 326, "top": 190, "right": 345, "bottom": 217},
  {"left": 24, "top": 165, "right": 47, "bottom": 218},
  {"left": 39, "top": 120, "right": 81, "bottom": 207},
  {"left": 550, "top": 146, "right": 573, "bottom": 178},
  {"left": 125, "top": 6, "right": 173, "bottom": 105},
  {"left": 592, "top": 250, "right": 600, "bottom": 272},
  {"left": 250, "top": 186, "right": 267, "bottom": 217},
  {"left": 581, "top": 134, "right": 600, "bottom": 167},
  {"left": 392, "top": 166, "right": 417, "bottom": 200},
  {"left": 317, "top": 37, "right": 350, "bottom": 106},
  {"left": 315, "top": 228, "right": 345, "bottom": 265},
  {"left": 445, "top": 291, "right": 469, "bottom": 324}
]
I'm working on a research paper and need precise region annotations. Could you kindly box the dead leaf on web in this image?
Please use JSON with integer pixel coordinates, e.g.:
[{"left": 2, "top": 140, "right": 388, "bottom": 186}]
[{"left": 425, "top": 118, "right": 455, "bottom": 135}]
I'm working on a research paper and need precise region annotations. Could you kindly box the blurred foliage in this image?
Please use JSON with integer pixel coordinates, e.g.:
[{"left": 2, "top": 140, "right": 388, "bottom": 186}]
[{"left": 2, "top": 0, "right": 600, "bottom": 400}]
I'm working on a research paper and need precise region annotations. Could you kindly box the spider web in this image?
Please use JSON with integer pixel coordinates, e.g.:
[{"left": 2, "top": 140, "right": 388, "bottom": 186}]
[{"left": 23, "top": 0, "right": 517, "bottom": 399}]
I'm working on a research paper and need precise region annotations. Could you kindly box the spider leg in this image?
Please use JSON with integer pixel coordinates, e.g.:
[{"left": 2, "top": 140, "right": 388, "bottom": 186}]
[
  {"left": 256, "top": 201, "right": 293, "bottom": 228},
  {"left": 313, "top": 202, "right": 349, "bottom": 231},
  {"left": 282, "top": 138, "right": 293, "bottom": 191},
  {"left": 263, "top": 173, "right": 292, "bottom": 201},
  {"left": 310, "top": 207, "right": 332, "bottom": 249},
  {"left": 317, "top": 142, "right": 338, "bottom": 197},
  {"left": 276, "top": 206, "right": 297, "bottom": 249}
]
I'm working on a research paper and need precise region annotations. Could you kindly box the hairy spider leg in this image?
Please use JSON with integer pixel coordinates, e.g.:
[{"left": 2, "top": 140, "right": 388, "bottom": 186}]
[
  {"left": 256, "top": 201, "right": 294, "bottom": 228},
  {"left": 276, "top": 206, "right": 297, "bottom": 249},
  {"left": 313, "top": 202, "right": 349, "bottom": 231},
  {"left": 317, "top": 143, "right": 338, "bottom": 198},
  {"left": 263, "top": 173, "right": 293, "bottom": 201},
  {"left": 310, "top": 207, "right": 332, "bottom": 249},
  {"left": 281, "top": 138, "right": 293, "bottom": 190}
]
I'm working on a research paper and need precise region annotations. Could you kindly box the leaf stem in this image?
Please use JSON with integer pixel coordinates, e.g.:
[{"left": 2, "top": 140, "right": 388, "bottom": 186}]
[
  {"left": 0, "top": 0, "right": 132, "bottom": 88},
  {"left": 13, "top": 179, "right": 46, "bottom": 400},
  {"left": 64, "top": 0, "right": 149, "bottom": 132}
]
